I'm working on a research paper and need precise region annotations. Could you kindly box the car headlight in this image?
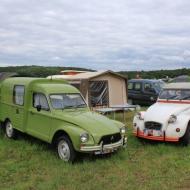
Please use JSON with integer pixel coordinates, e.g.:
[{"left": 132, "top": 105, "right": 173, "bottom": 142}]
[
  {"left": 80, "top": 133, "right": 89, "bottom": 143},
  {"left": 120, "top": 127, "right": 126, "bottom": 135},
  {"left": 168, "top": 115, "right": 177, "bottom": 123},
  {"left": 136, "top": 112, "right": 144, "bottom": 120}
]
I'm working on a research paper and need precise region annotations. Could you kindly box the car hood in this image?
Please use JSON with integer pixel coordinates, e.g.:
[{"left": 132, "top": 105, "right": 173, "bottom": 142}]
[
  {"left": 145, "top": 102, "right": 190, "bottom": 124},
  {"left": 53, "top": 109, "right": 121, "bottom": 140}
]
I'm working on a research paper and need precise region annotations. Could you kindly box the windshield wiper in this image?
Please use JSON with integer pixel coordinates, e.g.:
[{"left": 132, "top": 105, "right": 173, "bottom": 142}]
[
  {"left": 166, "top": 95, "right": 178, "bottom": 100},
  {"left": 63, "top": 105, "right": 75, "bottom": 109},
  {"left": 75, "top": 103, "right": 87, "bottom": 108},
  {"left": 180, "top": 95, "right": 190, "bottom": 100}
]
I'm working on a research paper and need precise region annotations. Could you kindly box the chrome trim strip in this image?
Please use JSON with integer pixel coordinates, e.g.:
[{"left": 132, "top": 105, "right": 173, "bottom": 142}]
[{"left": 80, "top": 138, "right": 126, "bottom": 152}]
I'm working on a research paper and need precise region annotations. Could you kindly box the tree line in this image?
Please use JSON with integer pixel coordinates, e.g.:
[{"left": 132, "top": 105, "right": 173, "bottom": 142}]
[
  {"left": 119, "top": 68, "right": 190, "bottom": 79},
  {"left": 0, "top": 65, "right": 189, "bottom": 79},
  {"left": 0, "top": 65, "right": 93, "bottom": 77}
]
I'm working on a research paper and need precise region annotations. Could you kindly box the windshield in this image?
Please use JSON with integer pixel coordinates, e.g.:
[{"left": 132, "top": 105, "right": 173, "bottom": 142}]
[
  {"left": 159, "top": 89, "right": 190, "bottom": 100},
  {"left": 50, "top": 93, "right": 87, "bottom": 109},
  {"left": 153, "top": 81, "right": 165, "bottom": 92}
]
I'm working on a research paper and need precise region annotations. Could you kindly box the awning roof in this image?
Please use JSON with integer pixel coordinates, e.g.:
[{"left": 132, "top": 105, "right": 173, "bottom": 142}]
[{"left": 48, "top": 70, "right": 127, "bottom": 80}]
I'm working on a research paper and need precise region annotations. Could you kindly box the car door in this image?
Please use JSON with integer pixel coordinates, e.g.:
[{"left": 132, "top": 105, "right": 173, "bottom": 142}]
[
  {"left": 26, "top": 92, "right": 52, "bottom": 142},
  {"left": 12, "top": 85, "right": 25, "bottom": 131},
  {"left": 143, "top": 82, "right": 157, "bottom": 105},
  {"left": 132, "top": 82, "right": 143, "bottom": 104}
]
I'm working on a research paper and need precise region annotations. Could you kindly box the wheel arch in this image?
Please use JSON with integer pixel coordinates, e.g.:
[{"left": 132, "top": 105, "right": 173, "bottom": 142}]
[
  {"left": 2, "top": 118, "right": 11, "bottom": 128},
  {"left": 182, "top": 119, "right": 190, "bottom": 135},
  {"left": 51, "top": 130, "right": 73, "bottom": 147},
  {"left": 180, "top": 117, "right": 190, "bottom": 137}
]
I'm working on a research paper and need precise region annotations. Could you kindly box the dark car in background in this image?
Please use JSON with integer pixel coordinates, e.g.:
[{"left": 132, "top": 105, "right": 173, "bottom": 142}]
[{"left": 128, "top": 79, "right": 165, "bottom": 106}]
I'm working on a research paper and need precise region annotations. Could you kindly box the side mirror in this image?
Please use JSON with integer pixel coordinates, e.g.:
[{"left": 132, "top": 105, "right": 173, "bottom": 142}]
[
  {"left": 36, "top": 105, "right": 42, "bottom": 112},
  {"left": 149, "top": 88, "right": 156, "bottom": 93}
]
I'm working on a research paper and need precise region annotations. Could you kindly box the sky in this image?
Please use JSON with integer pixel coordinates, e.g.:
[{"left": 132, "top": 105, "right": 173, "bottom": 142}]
[{"left": 0, "top": 0, "right": 190, "bottom": 71}]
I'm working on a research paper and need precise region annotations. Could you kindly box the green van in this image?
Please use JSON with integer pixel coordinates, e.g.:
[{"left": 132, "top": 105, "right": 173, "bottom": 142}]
[{"left": 0, "top": 77, "right": 127, "bottom": 162}]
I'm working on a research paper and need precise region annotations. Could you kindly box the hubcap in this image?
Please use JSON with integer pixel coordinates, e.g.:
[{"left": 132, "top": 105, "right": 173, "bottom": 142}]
[
  {"left": 6, "top": 122, "right": 13, "bottom": 138},
  {"left": 58, "top": 140, "right": 71, "bottom": 161}
]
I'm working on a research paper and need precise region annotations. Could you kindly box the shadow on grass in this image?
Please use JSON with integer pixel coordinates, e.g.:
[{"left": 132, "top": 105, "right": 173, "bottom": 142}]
[
  {"left": 0, "top": 126, "right": 123, "bottom": 163},
  {"left": 0, "top": 125, "right": 185, "bottom": 164},
  {"left": 136, "top": 137, "right": 182, "bottom": 147}
]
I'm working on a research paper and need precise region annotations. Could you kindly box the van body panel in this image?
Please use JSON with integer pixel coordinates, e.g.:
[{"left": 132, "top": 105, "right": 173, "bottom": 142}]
[
  {"left": 128, "top": 79, "right": 164, "bottom": 106},
  {"left": 0, "top": 77, "right": 126, "bottom": 153},
  {"left": 26, "top": 108, "right": 52, "bottom": 142}
]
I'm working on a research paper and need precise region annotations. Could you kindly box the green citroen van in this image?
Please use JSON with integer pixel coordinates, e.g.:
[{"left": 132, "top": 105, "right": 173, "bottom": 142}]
[{"left": 0, "top": 78, "right": 127, "bottom": 161}]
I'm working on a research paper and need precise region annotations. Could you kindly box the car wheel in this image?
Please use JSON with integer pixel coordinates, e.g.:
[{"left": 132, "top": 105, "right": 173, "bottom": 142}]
[
  {"left": 128, "top": 99, "right": 133, "bottom": 105},
  {"left": 5, "top": 121, "right": 17, "bottom": 139},
  {"left": 181, "top": 125, "right": 190, "bottom": 146},
  {"left": 57, "top": 135, "right": 76, "bottom": 162}
]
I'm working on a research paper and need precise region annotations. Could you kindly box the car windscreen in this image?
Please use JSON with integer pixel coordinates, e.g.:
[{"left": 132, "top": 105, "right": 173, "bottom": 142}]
[
  {"left": 159, "top": 89, "right": 190, "bottom": 100},
  {"left": 50, "top": 93, "right": 87, "bottom": 109},
  {"left": 153, "top": 81, "right": 165, "bottom": 92}
]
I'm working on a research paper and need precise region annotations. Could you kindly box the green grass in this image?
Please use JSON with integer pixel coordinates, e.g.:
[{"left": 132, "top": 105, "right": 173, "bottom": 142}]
[{"left": 1, "top": 111, "right": 190, "bottom": 190}]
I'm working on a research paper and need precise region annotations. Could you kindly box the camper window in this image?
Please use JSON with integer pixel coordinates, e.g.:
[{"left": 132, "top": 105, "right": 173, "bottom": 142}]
[
  {"left": 89, "top": 81, "right": 109, "bottom": 107},
  {"left": 13, "top": 85, "right": 25, "bottom": 106}
]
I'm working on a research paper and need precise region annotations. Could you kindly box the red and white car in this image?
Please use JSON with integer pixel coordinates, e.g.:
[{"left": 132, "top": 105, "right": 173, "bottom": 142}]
[{"left": 133, "top": 83, "right": 190, "bottom": 145}]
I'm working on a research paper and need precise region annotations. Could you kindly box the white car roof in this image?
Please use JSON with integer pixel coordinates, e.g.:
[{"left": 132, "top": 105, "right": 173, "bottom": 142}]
[{"left": 164, "top": 82, "right": 190, "bottom": 89}]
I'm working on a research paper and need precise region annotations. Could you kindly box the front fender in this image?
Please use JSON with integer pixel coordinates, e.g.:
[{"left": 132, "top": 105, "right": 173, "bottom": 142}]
[
  {"left": 50, "top": 124, "right": 95, "bottom": 151},
  {"left": 166, "top": 113, "right": 190, "bottom": 138},
  {"left": 111, "top": 120, "right": 125, "bottom": 128},
  {"left": 133, "top": 112, "right": 146, "bottom": 132}
]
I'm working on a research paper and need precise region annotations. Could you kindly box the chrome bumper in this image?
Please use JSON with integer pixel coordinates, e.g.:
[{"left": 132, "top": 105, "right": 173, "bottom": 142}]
[{"left": 80, "top": 137, "right": 127, "bottom": 154}]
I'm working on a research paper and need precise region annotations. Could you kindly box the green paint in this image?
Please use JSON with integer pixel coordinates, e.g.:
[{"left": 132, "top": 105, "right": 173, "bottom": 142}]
[{"left": 0, "top": 77, "right": 125, "bottom": 152}]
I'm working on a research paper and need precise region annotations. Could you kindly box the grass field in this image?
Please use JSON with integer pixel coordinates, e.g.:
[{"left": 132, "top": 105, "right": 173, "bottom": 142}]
[{"left": 1, "top": 110, "right": 190, "bottom": 190}]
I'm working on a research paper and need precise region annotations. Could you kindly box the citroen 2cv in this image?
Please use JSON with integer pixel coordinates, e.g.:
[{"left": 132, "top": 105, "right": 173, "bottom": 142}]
[{"left": 133, "top": 82, "right": 190, "bottom": 145}]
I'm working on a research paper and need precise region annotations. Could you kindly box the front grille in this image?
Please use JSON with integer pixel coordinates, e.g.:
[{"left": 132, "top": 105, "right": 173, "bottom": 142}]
[
  {"left": 145, "top": 122, "right": 162, "bottom": 130},
  {"left": 99, "top": 133, "right": 122, "bottom": 145}
]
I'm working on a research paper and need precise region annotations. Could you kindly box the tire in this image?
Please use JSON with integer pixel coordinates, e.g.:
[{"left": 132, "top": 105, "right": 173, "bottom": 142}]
[
  {"left": 56, "top": 135, "right": 76, "bottom": 162},
  {"left": 181, "top": 125, "right": 190, "bottom": 146},
  {"left": 5, "top": 121, "right": 17, "bottom": 139}
]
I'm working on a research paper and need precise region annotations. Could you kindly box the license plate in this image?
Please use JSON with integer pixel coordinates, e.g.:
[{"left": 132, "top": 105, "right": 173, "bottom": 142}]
[
  {"left": 144, "top": 129, "right": 162, "bottom": 136},
  {"left": 94, "top": 148, "right": 115, "bottom": 155},
  {"left": 103, "top": 149, "right": 114, "bottom": 154}
]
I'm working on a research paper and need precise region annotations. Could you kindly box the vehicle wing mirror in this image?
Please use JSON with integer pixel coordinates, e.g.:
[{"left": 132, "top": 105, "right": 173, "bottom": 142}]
[
  {"left": 149, "top": 88, "right": 156, "bottom": 93},
  {"left": 36, "top": 105, "right": 42, "bottom": 112}
]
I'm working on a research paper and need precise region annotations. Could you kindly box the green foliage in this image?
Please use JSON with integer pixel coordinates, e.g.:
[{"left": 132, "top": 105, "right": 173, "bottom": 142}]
[
  {"left": 0, "top": 65, "right": 94, "bottom": 78},
  {"left": 119, "top": 68, "right": 190, "bottom": 79},
  {"left": 0, "top": 65, "right": 189, "bottom": 79},
  {"left": 1, "top": 111, "right": 190, "bottom": 190}
]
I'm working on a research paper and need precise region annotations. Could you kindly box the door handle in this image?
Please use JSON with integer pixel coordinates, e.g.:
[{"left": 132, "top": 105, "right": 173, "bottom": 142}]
[{"left": 16, "top": 109, "right": 19, "bottom": 114}]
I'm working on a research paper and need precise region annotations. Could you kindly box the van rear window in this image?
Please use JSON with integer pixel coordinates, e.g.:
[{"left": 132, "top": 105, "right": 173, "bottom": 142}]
[
  {"left": 134, "top": 83, "right": 141, "bottom": 90},
  {"left": 13, "top": 85, "right": 25, "bottom": 105},
  {"left": 128, "top": 82, "right": 133, "bottom": 90}
]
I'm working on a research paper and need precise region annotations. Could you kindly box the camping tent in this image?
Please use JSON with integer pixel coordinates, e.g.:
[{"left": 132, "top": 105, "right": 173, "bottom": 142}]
[{"left": 48, "top": 70, "right": 128, "bottom": 107}]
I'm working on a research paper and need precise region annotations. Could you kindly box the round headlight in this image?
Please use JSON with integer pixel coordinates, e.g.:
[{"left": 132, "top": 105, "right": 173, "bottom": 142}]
[
  {"left": 80, "top": 133, "right": 89, "bottom": 143},
  {"left": 136, "top": 112, "right": 144, "bottom": 120},
  {"left": 120, "top": 127, "right": 126, "bottom": 134},
  {"left": 168, "top": 115, "right": 177, "bottom": 123}
]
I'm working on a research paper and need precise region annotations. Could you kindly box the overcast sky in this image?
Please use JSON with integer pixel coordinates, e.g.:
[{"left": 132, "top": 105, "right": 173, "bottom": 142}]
[{"left": 0, "top": 0, "right": 190, "bottom": 71}]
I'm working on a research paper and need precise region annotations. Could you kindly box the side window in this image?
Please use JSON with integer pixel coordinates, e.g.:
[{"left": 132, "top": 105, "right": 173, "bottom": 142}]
[
  {"left": 128, "top": 82, "right": 133, "bottom": 90},
  {"left": 144, "top": 83, "right": 152, "bottom": 92},
  {"left": 33, "top": 93, "right": 49, "bottom": 111},
  {"left": 13, "top": 85, "right": 25, "bottom": 106},
  {"left": 144, "top": 83, "right": 155, "bottom": 93},
  {"left": 134, "top": 83, "right": 141, "bottom": 91}
]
